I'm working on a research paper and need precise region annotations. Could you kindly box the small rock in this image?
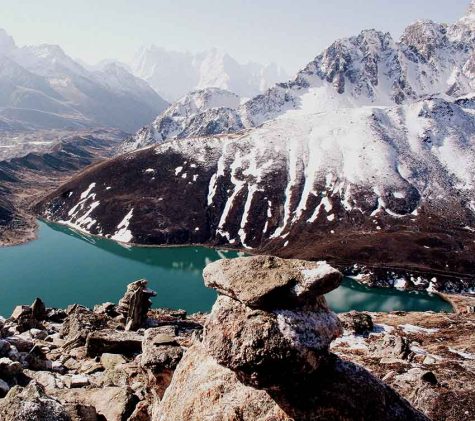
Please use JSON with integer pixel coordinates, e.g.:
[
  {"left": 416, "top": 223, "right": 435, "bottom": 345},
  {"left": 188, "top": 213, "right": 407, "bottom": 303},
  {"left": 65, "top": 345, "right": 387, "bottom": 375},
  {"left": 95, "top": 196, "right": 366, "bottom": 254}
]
[
  {"left": 10, "top": 305, "right": 31, "bottom": 320},
  {"left": 379, "top": 357, "right": 408, "bottom": 364},
  {"left": 0, "top": 357, "right": 23, "bottom": 378},
  {"left": 370, "top": 335, "right": 412, "bottom": 360},
  {"left": 29, "top": 328, "right": 48, "bottom": 340},
  {"left": 80, "top": 361, "right": 104, "bottom": 375},
  {"left": 141, "top": 328, "right": 183, "bottom": 372},
  {"left": 381, "top": 370, "right": 396, "bottom": 382},
  {"left": 53, "top": 386, "right": 138, "bottom": 421},
  {"left": 0, "top": 339, "right": 11, "bottom": 356},
  {"left": 31, "top": 298, "right": 47, "bottom": 321},
  {"left": 52, "top": 360, "right": 67, "bottom": 374},
  {"left": 340, "top": 311, "right": 374, "bottom": 335},
  {"left": 423, "top": 355, "right": 437, "bottom": 365},
  {"left": 63, "top": 403, "right": 99, "bottom": 421},
  {"left": 67, "top": 374, "right": 90, "bottom": 388},
  {"left": 0, "top": 378, "right": 9, "bottom": 397},
  {"left": 6, "top": 335, "right": 34, "bottom": 352},
  {"left": 100, "top": 353, "right": 127, "bottom": 370}
]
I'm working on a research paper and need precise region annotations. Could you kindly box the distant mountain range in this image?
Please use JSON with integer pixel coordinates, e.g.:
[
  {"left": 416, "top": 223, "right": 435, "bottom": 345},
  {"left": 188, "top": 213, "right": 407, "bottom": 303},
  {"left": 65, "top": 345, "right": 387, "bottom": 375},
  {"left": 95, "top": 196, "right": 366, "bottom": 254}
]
[
  {"left": 39, "top": 1, "right": 475, "bottom": 288},
  {"left": 131, "top": 46, "right": 288, "bottom": 102},
  {"left": 0, "top": 29, "right": 168, "bottom": 132}
]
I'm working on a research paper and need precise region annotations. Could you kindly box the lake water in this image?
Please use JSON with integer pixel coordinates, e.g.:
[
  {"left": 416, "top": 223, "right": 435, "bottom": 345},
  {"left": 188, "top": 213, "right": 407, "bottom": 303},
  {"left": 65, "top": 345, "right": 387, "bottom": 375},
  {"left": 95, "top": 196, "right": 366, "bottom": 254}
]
[{"left": 0, "top": 221, "right": 452, "bottom": 316}]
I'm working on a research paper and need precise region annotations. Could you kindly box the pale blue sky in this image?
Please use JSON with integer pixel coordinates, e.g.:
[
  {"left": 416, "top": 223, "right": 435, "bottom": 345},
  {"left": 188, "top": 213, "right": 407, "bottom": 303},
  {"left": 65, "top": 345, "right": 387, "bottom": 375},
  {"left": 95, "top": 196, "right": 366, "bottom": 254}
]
[{"left": 0, "top": 0, "right": 470, "bottom": 73}]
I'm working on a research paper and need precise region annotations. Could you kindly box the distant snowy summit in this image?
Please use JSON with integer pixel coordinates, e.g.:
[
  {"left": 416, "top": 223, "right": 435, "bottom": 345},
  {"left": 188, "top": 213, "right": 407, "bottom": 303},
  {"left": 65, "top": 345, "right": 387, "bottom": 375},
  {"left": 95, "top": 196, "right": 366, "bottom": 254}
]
[
  {"left": 131, "top": 46, "right": 288, "bottom": 102},
  {"left": 125, "top": 1, "right": 475, "bottom": 151},
  {"left": 0, "top": 30, "right": 168, "bottom": 132},
  {"left": 121, "top": 88, "right": 244, "bottom": 152}
]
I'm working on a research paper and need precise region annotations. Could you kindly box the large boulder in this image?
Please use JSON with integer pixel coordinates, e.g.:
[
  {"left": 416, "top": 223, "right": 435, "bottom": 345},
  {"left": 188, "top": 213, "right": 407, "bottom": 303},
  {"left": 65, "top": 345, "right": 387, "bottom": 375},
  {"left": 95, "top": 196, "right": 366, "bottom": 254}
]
[
  {"left": 203, "top": 256, "right": 342, "bottom": 310},
  {"left": 157, "top": 343, "right": 289, "bottom": 421},
  {"left": 204, "top": 295, "right": 341, "bottom": 388}
]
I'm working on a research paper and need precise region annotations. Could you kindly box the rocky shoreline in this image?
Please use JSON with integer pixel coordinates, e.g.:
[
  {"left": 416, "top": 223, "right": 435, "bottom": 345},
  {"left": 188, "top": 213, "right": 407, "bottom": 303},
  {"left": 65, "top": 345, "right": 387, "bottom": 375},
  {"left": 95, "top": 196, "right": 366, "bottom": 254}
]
[{"left": 0, "top": 256, "right": 473, "bottom": 420}]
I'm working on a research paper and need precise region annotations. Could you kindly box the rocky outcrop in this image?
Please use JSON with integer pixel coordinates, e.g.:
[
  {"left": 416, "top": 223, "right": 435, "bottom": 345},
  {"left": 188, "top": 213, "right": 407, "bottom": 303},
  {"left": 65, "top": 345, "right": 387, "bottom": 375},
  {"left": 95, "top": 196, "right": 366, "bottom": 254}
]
[
  {"left": 116, "top": 280, "right": 157, "bottom": 331},
  {"left": 331, "top": 296, "right": 475, "bottom": 421},
  {"left": 0, "top": 279, "right": 202, "bottom": 420},
  {"left": 158, "top": 256, "right": 428, "bottom": 420}
]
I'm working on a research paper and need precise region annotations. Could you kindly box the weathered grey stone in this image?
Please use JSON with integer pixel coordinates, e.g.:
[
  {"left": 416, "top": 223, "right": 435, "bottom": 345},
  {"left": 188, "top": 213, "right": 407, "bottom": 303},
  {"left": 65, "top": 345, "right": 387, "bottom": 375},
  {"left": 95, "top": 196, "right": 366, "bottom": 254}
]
[
  {"left": 10, "top": 305, "right": 31, "bottom": 320},
  {"left": 100, "top": 353, "right": 127, "bottom": 370},
  {"left": 52, "top": 386, "right": 138, "bottom": 421},
  {"left": 85, "top": 329, "right": 143, "bottom": 357},
  {"left": 203, "top": 255, "right": 342, "bottom": 310},
  {"left": 117, "top": 279, "right": 157, "bottom": 331},
  {"left": 203, "top": 295, "right": 341, "bottom": 388},
  {"left": 370, "top": 335, "right": 412, "bottom": 360},
  {"left": 0, "top": 382, "right": 70, "bottom": 421}
]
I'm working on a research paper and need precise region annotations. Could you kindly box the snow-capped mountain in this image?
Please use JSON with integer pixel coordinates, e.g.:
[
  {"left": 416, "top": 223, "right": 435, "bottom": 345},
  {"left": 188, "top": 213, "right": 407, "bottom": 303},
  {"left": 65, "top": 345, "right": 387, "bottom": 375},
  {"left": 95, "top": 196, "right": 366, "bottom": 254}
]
[
  {"left": 0, "top": 31, "right": 168, "bottom": 132},
  {"left": 38, "top": 2, "right": 475, "bottom": 286},
  {"left": 126, "top": 5, "right": 475, "bottom": 151},
  {"left": 131, "top": 46, "right": 288, "bottom": 102},
  {"left": 121, "top": 88, "right": 244, "bottom": 151}
]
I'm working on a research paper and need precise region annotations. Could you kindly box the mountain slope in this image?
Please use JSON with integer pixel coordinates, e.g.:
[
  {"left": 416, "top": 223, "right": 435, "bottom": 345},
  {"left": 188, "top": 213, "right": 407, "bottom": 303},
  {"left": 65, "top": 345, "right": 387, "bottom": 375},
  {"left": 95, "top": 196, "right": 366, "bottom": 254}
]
[
  {"left": 0, "top": 129, "right": 124, "bottom": 246},
  {"left": 131, "top": 46, "right": 288, "bottom": 102},
  {"left": 38, "top": 3, "right": 475, "bottom": 288},
  {"left": 0, "top": 31, "right": 168, "bottom": 132},
  {"left": 38, "top": 97, "right": 475, "bottom": 284}
]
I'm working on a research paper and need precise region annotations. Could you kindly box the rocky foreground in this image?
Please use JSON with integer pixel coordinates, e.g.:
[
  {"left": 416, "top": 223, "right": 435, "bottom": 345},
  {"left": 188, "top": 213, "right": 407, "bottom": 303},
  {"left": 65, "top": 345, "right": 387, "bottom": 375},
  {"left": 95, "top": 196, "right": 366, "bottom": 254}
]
[{"left": 0, "top": 256, "right": 473, "bottom": 420}]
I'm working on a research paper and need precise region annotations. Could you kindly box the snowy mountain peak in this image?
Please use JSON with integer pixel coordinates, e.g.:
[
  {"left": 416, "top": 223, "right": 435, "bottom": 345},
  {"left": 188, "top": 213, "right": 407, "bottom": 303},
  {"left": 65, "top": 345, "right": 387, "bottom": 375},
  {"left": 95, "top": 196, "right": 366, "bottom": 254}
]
[
  {"left": 131, "top": 46, "right": 289, "bottom": 102},
  {"left": 459, "top": 1, "right": 475, "bottom": 31},
  {"left": 0, "top": 29, "right": 16, "bottom": 56},
  {"left": 120, "top": 87, "right": 243, "bottom": 151},
  {"left": 467, "top": 0, "right": 475, "bottom": 18},
  {"left": 11, "top": 43, "right": 89, "bottom": 78}
]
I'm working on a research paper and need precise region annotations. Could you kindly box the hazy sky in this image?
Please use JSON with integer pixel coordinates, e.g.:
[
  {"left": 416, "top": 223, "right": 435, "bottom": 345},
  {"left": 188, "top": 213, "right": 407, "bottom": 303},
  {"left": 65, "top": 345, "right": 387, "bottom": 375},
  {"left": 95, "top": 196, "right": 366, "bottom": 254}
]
[{"left": 0, "top": 0, "right": 470, "bottom": 73}]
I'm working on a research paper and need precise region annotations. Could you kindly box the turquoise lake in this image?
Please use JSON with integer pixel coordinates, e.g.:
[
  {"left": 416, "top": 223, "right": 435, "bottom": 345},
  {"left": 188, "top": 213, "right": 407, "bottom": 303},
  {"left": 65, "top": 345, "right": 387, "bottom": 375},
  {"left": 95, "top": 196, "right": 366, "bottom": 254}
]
[{"left": 0, "top": 221, "right": 452, "bottom": 316}]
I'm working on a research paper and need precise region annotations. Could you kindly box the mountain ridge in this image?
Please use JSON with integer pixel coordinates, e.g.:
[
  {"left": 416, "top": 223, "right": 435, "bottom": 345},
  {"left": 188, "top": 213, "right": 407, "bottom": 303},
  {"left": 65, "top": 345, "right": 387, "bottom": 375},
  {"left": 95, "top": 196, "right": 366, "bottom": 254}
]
[{"left": 0, "top": 31, "right": 168, "bottom": 132}]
